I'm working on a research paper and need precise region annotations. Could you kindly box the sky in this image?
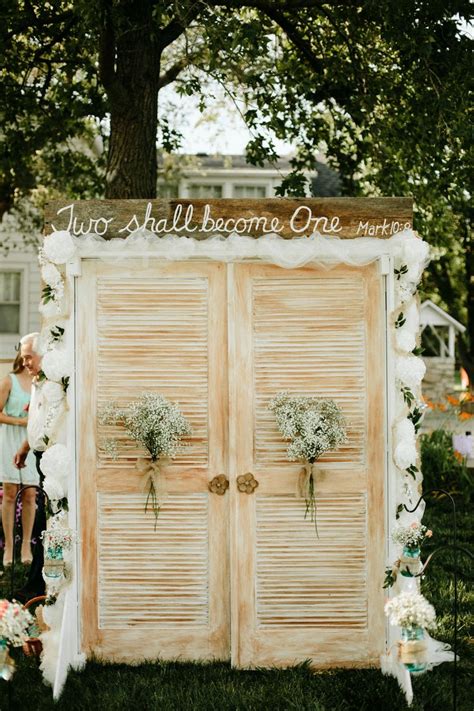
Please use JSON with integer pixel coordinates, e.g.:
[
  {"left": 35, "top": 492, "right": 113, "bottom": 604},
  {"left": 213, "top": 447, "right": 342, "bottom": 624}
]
[{"left": 159, "top": 83, "right": 295, "bottom": 156}]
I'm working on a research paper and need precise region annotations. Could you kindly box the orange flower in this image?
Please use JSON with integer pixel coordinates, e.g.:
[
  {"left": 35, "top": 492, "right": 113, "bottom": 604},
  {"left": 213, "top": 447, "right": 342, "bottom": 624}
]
[
  {"left": 446, "top": 395, "right": 459, "bottom": 406},
  {"left": 437, "top": 403, "right": 447, "bottom": 412},
  {"left": 454, "top": 451, "right": 463, "bottom": 462},
  {"left": 459, "top": 412, "right": 473, "bottom": 421},
  {"left": 422, "top": 397, "right": 435, "bottom": 410}
]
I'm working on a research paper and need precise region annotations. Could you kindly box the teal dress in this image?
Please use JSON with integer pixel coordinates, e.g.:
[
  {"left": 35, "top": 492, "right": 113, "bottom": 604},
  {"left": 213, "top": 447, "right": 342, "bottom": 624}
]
[{"left": 0, "top": 374, "right": 39, "bottom": 485}]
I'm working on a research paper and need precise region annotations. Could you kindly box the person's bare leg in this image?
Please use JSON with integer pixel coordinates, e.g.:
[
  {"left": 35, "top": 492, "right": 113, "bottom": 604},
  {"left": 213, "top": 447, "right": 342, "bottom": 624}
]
[
  {"left": 20, "top": 487, "right": 37, "bottom": 563},
  {"left": 2, "top": 483, "right": 19, "bottom": 566}
]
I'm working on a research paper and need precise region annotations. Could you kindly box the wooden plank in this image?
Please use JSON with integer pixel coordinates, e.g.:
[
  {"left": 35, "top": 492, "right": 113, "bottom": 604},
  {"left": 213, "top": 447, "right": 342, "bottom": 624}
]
[
  {"left": 44, "top": 197, "right": 412, "bottom": 239},
  {"left": 207, "top": 261, "right": 231, "bottom": 658},
  {"left": 364, "top": 263, "right": 386, "bottom": 659},
  {"left": 77, "top": 261, "right": 100, "bottom": 654}
]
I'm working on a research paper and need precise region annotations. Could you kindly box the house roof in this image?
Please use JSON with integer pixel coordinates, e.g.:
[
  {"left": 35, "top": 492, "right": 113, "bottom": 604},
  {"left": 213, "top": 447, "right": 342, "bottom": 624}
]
[{"left": 420, "top": 300, "right": 466, "bottom": 332}]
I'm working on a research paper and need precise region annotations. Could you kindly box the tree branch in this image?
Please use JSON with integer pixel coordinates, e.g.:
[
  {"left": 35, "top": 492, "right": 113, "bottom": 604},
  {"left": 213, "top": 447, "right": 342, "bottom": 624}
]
[
  {"left": 158, "top": 56, "right": 196, "bottom": 89},
  {"left": 208, "top": 0, "right": 349, "bottom": 8},
  {"left": 159, "top": 3, "right": 204, "bottom": 50},
  {"left": 6, "top": 8, "right": 74, "bottom": 43}
]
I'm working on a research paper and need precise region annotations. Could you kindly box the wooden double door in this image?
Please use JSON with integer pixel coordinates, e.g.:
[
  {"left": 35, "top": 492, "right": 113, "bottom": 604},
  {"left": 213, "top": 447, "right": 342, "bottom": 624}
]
[{"left": 77, "top": 259, "right": 385, "bottom": 667}]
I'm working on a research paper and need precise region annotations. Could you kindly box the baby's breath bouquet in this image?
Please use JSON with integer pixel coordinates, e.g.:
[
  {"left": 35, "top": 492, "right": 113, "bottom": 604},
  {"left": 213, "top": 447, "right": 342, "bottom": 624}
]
[
  {"left": 392, "top": 521, "right": 432, "bottom": 549},
  {"left": 269, "top": 392, "right": 347, "bottom": 536},
  {"left": 0, "top": 600, "right": 33, "bottom": 647},
  {"left": 0, "top": 599, "right": 33, "bottom": 680},
  {"left": 100, "top": 393, "right": 192, "bottom": 528},
  {"left": 385, "top": 591, "right": 437, "bottom": 631}
]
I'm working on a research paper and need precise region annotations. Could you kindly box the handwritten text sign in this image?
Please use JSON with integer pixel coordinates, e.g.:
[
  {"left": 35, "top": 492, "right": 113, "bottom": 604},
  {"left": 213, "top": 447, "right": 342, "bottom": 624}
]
[{"left": 44, "top": 198, "right": 413, "bottom": 240}]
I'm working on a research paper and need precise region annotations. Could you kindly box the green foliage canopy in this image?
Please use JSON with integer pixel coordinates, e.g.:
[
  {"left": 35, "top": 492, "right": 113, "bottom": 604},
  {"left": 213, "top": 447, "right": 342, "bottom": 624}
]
[{"left": 1, "top": 1, "right": 472, "bottom": 378}]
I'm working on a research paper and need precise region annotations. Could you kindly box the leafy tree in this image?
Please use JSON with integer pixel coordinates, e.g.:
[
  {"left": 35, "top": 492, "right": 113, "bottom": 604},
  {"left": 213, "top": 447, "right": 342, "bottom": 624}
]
[{"left": 1, "top": 1, "right": 472, "bottom": 383}]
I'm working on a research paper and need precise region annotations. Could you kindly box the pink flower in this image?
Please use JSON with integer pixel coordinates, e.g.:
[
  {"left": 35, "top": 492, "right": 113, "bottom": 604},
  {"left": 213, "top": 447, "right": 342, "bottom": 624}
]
[
  {"left": 410, "top": 522, "right": 419, "bottom": 529},
  {"left": 426, "top": 530, "right": 433, "bottom": 538}
]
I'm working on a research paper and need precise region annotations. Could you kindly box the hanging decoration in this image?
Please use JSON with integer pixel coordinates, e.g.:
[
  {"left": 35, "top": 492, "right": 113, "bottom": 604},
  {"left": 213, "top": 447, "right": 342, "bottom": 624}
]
[
  {"left": 268, "top": 392, "right": 347, "bottom": 536},
  {"left": 99, "top": 393, "right": 192, "bottom": 529}
]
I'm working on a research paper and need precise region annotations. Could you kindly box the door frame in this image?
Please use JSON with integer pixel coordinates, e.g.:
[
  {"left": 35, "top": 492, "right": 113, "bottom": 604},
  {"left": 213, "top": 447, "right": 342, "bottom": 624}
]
[{"left": 61, "top": 250, "right": 398, "bottom": 668}]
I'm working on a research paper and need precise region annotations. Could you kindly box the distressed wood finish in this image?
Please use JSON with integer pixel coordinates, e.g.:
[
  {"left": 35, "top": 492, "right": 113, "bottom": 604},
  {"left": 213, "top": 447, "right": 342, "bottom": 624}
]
[
  {"left": 45, "top": 197, "right": 412, "bottom": 239},
  {"left": 229, "top": 262, "right": 386, "bottom": 668},
  {"left": 78, "top": 257, "right": 386, "bottom": 667},
  {"left": 78, "top": 260, "right": 229, "bottom": 660}
]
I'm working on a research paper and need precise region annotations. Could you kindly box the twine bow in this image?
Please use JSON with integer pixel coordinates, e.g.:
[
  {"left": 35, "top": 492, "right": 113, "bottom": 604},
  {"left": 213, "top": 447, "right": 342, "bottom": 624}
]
[
  {"left": 135, "top": 458, "right": 169, "bottom": 530},
  {"left": 399, "top": 554, "right": 423, "bottom": 578},
  {"left": 398, "top": 639, "right": 427, "bottom": 665},
  {"left": 298, "top": 462, "right": 319, "bottom": 537},
  {"left": 43, "top": 559, "right": 65, "bottom": 574}
]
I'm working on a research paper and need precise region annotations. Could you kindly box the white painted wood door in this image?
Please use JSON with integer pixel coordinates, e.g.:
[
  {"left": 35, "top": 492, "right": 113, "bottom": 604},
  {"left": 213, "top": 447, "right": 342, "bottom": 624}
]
[
  {"left": 229, "top": 262, "right": 386, "bottom": 668},
  {"left": 77, "top": 260, "right": 229, "bottom": 661}
]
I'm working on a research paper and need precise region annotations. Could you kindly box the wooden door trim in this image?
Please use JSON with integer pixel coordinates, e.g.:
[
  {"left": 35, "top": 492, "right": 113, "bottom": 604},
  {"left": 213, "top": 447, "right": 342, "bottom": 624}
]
[{"left": 77, "top": 260, "right": 100, "bottom": 652}]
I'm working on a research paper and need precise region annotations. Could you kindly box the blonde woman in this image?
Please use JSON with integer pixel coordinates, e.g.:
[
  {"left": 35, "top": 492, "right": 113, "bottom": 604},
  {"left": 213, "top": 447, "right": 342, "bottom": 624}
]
[{"left": 0, "top": 351, "right": 39, "bottom": 567}]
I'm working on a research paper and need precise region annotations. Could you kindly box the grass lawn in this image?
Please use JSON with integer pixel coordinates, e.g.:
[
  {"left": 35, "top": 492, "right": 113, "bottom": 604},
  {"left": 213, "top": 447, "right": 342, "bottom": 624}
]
[{"left": 0, "top": 499, "right": 472, "bottom": 711}]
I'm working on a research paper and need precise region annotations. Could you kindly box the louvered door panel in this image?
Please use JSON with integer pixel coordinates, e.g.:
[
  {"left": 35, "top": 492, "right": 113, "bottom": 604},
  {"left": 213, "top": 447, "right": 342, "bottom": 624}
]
[
  {"left": 253, "top": 276, "right": 366, "bottom": 466},
  {"left": 256, "top": 495, "right": 367, "bottom": 627},
  {"left": 77, "top": 260, "right": 229, "bottom": 662},
  {"left": 230, "top": 263, "right": 385, "bottom": 668},
  {"left": 98, "top": 494, "right": 209, "bottom": 627},
  {"left": 96, "top": 277, "right": 209, "bottom": 467}
]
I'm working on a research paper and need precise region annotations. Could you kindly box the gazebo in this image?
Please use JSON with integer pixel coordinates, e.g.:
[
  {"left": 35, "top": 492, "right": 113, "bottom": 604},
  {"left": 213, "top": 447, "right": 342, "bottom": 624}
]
[{"left": 420, "top": 299, "right": 465, "bottom": 400}]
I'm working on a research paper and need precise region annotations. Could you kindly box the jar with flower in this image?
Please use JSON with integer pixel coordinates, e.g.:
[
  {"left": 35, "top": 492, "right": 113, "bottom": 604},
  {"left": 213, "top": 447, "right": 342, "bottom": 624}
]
[
  {"left": 41, "top": 521, "right": 77, "bottom": 582},
  {"left": 385, "top": 591, "right": 437, "bottom": 674}
]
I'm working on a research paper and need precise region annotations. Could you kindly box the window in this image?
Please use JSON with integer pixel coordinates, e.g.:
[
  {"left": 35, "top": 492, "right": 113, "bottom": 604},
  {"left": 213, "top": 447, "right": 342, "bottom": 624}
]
[
  {"left": 188, "top": 184, "right": 223, "bottom": 198},
  {"left": 157, "top": 183, "right": 179, "bottom": 198},
  {"left": 0, "top": 270, "right": 22, "bottom": 334},
  {"left": 232, "top": 185, "right": 267, "bottom": 198}
]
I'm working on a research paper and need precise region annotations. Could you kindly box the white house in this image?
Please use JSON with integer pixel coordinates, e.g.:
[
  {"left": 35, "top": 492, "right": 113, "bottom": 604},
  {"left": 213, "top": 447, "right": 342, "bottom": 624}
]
[
  {"left": 0, "top": 238, "right": 41, "bottom": 377},
  {"left": 156, "top": 154, "right": 334, "bottom": 199}
]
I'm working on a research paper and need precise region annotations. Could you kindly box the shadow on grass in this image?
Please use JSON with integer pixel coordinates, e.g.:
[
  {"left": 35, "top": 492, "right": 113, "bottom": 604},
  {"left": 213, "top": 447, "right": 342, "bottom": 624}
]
[
  {"left": 0, "top": 503, "right": 471, "bottom": 711},
  {"left": 1, "top": 654, "right": 472, "bottom": 711}
]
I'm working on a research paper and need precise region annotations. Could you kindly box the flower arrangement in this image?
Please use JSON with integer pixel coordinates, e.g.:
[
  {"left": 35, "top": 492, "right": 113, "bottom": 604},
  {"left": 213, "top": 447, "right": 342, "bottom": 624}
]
[
  {"left": 100, "top": 393, "right": 192, "bottom": 528},
  {"left": 41, "top": 349, "right": 71, "bottom": 388},
  {"left": 393, "top": 418, "right": 418, "bottom": 471},
  {"left": 42, "top": 526, "right": 77, "bottom": 551},
  {"left": 41, "top": 444, "right": 70, "bottom": 515},
  {"left": 395, "top": 354, "right": 426, "bottom": 390},
  {"left": 269, "top": 392, "right": 347, "bottom": 534},
  {"left": 0, "top": 600, "right": 33, "bottom": 647},
  {"left": 392, "top": 521, "right": 432, "bottom": 549},
  {"left": 42, "top": 230, "right": 76, "bottom": 264},
  {"left": 385, "top": 591, "right": 436, "bottom": 631}
]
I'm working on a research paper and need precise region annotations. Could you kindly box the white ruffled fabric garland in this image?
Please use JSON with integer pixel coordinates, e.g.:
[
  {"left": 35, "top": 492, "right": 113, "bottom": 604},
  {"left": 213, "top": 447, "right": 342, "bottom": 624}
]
[{"left": 37, "top": 226, "right": 451, "bottom": 702}]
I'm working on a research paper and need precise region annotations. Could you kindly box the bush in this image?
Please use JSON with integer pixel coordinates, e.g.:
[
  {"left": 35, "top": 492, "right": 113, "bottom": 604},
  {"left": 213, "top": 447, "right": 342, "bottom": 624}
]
[{"left": 420, "top": 429, "right": 474, "bottom": 503}]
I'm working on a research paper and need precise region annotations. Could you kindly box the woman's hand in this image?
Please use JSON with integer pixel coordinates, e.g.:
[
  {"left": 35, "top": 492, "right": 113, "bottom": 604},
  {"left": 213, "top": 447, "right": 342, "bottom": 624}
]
[
  {"left": 14, "top": 440, "right": 30, "bottom": 469},
  {"left": 0, "top": 413, "right": 28, "bottom": 426}
]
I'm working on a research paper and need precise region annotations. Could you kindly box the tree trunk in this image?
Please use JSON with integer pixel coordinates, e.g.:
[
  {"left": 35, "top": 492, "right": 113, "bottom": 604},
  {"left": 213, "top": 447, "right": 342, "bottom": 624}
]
[{"left": 102, "top": 3, "right": 160, "bottom": 199}]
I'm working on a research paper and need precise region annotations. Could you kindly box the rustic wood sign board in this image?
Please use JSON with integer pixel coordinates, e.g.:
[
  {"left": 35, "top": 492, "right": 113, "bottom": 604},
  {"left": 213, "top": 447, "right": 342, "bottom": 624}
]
[{"left": 44, "top": 197, "right": 412, "bottom": 239}]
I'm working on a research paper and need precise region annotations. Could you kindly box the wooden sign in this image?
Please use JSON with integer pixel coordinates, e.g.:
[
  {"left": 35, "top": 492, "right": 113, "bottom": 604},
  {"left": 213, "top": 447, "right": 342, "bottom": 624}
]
[{"left": 44, "top": 197, "right": 413, "bottom": 240}]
